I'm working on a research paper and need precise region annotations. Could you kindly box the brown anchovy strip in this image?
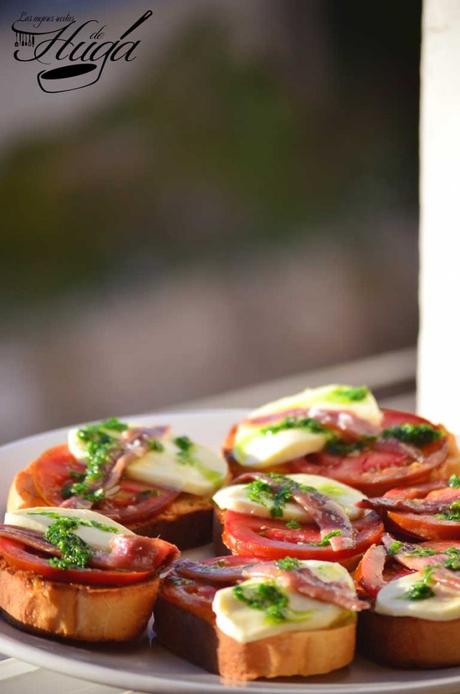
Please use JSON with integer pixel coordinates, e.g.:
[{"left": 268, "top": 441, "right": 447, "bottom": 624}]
[
  {"left": 380, "top": 533, "right": 449, "bottom": 571},
  {"left": 174, "top": 557, "right": 259, "bottom": 584},
  {"left": 173, "top": 557, "right": 368, "bottom": 611},
  {"left": 243, "top": 562, "right": 369, "bottom": 611},
  {"left": 232, "top": 472, "right": 355, "bottom": 551},
  {"left": 246, "top": 407, "right": 379, "bottom": 437},
  {"left": 0, "top": 525, "right": 61, "bottom": 556},
  {"left": 358, "top": 497, "right": 452, "bottom": 515}
]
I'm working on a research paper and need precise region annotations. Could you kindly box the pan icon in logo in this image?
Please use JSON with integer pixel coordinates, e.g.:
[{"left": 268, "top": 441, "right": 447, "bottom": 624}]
[{"left": 38, "top": 63, "right": 99, "bottom": 92}]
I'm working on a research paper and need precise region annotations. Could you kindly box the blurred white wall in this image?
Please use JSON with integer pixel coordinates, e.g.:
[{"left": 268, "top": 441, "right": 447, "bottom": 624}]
[{"left": 418, "top": 0, "right": 460, "bottom": 430}]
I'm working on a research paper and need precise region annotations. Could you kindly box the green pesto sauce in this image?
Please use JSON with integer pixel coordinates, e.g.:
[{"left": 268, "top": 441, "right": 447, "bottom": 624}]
[
  {"left": 70, "top": 417, "right": 128, "bottom": 501},
  {"left": 173, "top": 435, "right": 222, "bottom": 485},
  {"left": 324, "top": 435, "right": 376, "bottom": 456},
  {"left": 260, "top": 416, "right": 327, "bottom": 437},
  {"left": 437, "top": 500, "right": 460, "bottom": 522},
  {"left": 275, "top": 557, "right": 301, "bottom": 571},
  {"left": 449, "top": 474, "right": 460, "bottom": 489},
  {"left": 316, "top": 529, "right": 342, "bottom": 546},
  {"left": 28, "top": 511, "right": 120, "bottom": 534},
  {"left": 286, "top": 519, "right": 301, "bottom": 529},
  {"left": 233, "top": 581, "right": 313, "bottom": 624},
  {"left": 390, "top": 540, "right": 460, "bottom": 571},
  {"left": 233, "top": 581, "right": 288, "bottom": 623},
  {"left": 45, "top": 517, "right": 92, "bottom": 569},
  {"left": 387, "top": 540, "right": 438, "bottom": 558},
  {"left": 148, "top": 438, "right": 165, "bottom": 452},
  {"left": 324, "top": 386, "right": 369, "bottom": 404},
  {"left": 387, "top": 540, "right": 404, "bottom": 556},
  {"left": 316, "top": 483, "right": 347, "bottom": 498},
  {"left": 404, "top": 567, "right": 435, "bottom": 601},
  {"left": 245, "top": 474, "right": 314, "bottom": 518},
  {"left": 444, "top": 548, "right": 460, "bottom": 570},
  {"left": 382, "top": 423, "right": 441, "bottom": 447}
]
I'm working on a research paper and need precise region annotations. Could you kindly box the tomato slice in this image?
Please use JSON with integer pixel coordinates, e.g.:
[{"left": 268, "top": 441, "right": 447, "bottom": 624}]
[
  {"left": 0, "top": 537, "right": 152, "bottom": 586},
  {"left": 160, "top": 561, "right": 223, "bottom": 621},
  {"left": 284, "top": 409, "right": 448, "bottom": 496},
  {"left": 161, "top": 556, "right": 261, "bottom": 621},
  {"left": 96, "top": 479, "right": 179, "bottom": 524},
  {"left": 381, "top": 482, "right": 460, "bottom": 541},
  {"left": 222, "top": 510, "right": 383, "bottom": 563},
  {"left": 31, "top": 445, "right": 85, "bottom": 505},
  {"left": 387, "top": 511, "right": 460, "bottom": 541},
  {"left": 30, "top": 444, "right": 179, "bottom": 524}
]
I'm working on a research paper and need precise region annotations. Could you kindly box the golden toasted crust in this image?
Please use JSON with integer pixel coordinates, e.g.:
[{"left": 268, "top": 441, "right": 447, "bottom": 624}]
[
  {"left": 7, "top": 467, "right": 214, "bottom": 549},
  {"left": 433, "top": 432, "right": 460, "bottom": 479},
  {"left": 0, "top": 558, "right": 159, "bottom": 641},
  {"left": 155, "top": 594, "right": 356, "bottom": 680},
  {"left": 359, "top": 610, "right": 460, "bottom": 668}
]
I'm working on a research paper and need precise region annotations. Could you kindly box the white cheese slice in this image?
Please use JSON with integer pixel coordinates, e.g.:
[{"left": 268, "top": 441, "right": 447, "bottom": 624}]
[
  {"left": 212, "top": 560, "right": 355, "bottom": 643},
  {"left": 125, "top": 439, "right": 227, "bottom": 496},
  {"left": 376, "top": 572, "right": 460, "bottom": 621},
  {"left": 232, "top": 384, "right": 382, "bottom": 468},
  {"left": 68, "top": 425, "right": 228, "bottom": 497},
  {"left": 4, "top": 507, "right": 131, "bottom": 552},
  {"left": 213, "top": 473, "right": 365, "bottom": 521}
]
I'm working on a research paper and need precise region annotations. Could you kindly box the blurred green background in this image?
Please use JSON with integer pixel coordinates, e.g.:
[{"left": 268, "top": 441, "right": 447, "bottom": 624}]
[{"left": 0, "top": 0, "right": 421, "bottom": 441}]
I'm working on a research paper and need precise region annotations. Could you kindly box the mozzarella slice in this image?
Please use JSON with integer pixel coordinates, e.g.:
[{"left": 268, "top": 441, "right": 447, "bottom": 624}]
[
  {"left": 213, "top": 560, "right": 355, "bottom": 643},
  {"left": 376, "top": 573, "right": 460, "bottom": 621},
  {"left": 68, "top": 424, "right": 228, "bottom": 497},
  {"left": 213, "top": 473, "right": 365, "bottom": 521},
  {"left": 233, "top": 384, "right": 382, "bottom": 468},
  {"left": 125, "top": 439, "right": 227, "bottom": 496},
  {"left": 4, "top": 507, "right": 131, "bottom": 552}
]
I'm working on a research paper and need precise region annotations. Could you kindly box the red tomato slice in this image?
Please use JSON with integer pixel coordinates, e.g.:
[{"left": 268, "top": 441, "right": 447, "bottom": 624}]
[
  {"left": 30, "top": 445, "right": 85, "bottom": 505},
  {"left": 382, "top": 482, "right": 460, "bottom": 540},
  {"left": 285, "top": 409, "right": 448, "bottom": 496},
  {"left": 30, "top": 445, "right": 179, "bottom": 524},
  {"left": 97, "top": 479, "right": 179, "bottom": 524},
  {"left": 222, "top": 510, "right": 383, "bottom": 563},
  {"left": 425, "top": 488, "right": 460, "bottom": 503},
  {"left": 161, "top": 571, "right": 218, "bottom": 620},
  {"left": 0, "top": 537, "right": 152, "bottom": 586},
  {"left": 387, "top": 511, "right": 460, "bottom": 541},
  {"left": 161, "top": 556, "right": 259, "bottom": 620},
  {"left": 384, "top": 480, "right": 446, "bottom": 500}
]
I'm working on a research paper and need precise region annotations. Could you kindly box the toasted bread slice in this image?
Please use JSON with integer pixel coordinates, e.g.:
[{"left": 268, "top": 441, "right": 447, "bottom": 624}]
[
  {"left": 8, "top": 466, "right": 213, "bottom": 550},
  {"left": 155, "top": 595, "right": 355, "bottom": 680},
  {"left": 358, "top": 610, "right": 460, "bottom": 668},
  {"left": 0, "top": 558, "right": 159, "bottom": 642}
]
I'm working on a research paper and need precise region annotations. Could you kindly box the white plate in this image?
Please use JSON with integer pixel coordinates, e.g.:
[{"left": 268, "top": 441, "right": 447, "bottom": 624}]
[{"left": 1, "top": 409, "right": 460, "bottom": 694}]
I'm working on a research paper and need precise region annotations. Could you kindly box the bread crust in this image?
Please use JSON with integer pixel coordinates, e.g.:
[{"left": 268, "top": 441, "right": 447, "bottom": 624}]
[
  {"left": 0, "top": 558, "right": 159, "bottom": 642},
  {"left": 358, "top": 610, "right": 460, "bottom": 668},
  {"left": 155, "top": 594, "right": 356, "bottom": 680},
  {"left": 8, "top": 466, "right": 213, "bottom": 549}
]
